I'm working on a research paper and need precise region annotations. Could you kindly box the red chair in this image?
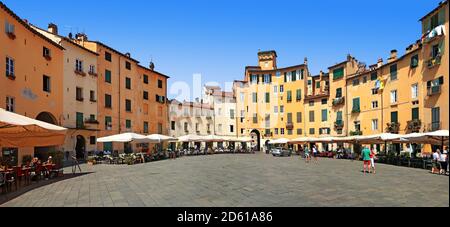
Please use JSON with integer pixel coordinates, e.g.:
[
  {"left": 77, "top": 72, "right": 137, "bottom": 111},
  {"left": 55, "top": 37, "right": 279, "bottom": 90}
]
[
  {"left": 34, "top": 164, "right": 43, "bottom": 182},
  {"left": 13, "top": 166, "right": 25, "bottom": 187}
]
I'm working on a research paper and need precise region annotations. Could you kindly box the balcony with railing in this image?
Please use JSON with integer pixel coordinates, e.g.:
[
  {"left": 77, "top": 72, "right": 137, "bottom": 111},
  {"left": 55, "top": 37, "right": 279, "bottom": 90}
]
[
  {"left": 427, "top": 85, "right": 441, "bottom": 96},
  {"left": 426, "top": 55, "right": 442, "bottom": 69},
  {"left": 350, "top": 130, "right": 363, "bottom": 136},
  {"left": 427, "top": 122, "right": 442, "bottom": 132},
  {"left": 332, "top": 97, "right": 345, "bottom": 107},
  {"left": 386, "top": 122, "right": 400, "bottom": 134},
  {"left": 407, "top": 119, "right": 422, "bottom": 133},
  {"left": 334, "top": 120, "right": 344, "bottom": 130}
]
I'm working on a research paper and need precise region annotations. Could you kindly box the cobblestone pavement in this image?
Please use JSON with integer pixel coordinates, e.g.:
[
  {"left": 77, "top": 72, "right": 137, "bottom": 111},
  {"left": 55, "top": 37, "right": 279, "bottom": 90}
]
[{"left": 1, "top": 153, "right": 448, "bottom": 207}]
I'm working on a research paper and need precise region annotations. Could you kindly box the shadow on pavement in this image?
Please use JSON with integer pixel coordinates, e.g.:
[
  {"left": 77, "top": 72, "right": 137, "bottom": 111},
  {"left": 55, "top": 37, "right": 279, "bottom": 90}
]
[{"left": 0, "top": 172, "right": 93, "bottom": 205}]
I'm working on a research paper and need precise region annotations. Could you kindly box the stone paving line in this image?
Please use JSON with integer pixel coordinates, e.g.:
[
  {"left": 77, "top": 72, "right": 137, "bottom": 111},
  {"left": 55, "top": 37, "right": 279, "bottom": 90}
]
[{"left": 1, "top": 153, "right": 448, "bottom": 207}]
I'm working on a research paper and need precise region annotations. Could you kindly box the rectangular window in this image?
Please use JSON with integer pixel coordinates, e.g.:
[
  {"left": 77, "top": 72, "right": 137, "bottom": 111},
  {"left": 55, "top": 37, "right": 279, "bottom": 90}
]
[
  {"left": 184, "top": 122, "right": 189, "bottom": 132},
  {"left": 105, "top": 116, "right": 112, "bottom": 130},
  {"left": 89, "top": 90, "right": 96, "bottom": 102},
  {"left": 391, "top": 111, "right": 398, "bottom": 123},
  {"left": 390, "top": 64, "right": 397, "bottom": 81},
  {"left": 297, "top": 128, "right": 302, "bottom": 135},
  {"left": 333, "top": 67, "right": 344, "bottom": 80},
  {"left": 76, "top": 112, "right": 84, "bottom": 129},
  {"left": 105, "top": 94, "right": 112, "bottom": 108},
  {"left": 309, "top": 101, "right": 314, "bottom": 107},
  {"left": 265, "top": 114, "right": 270, "bottom": 128},
  {"left": 143, "top": 91, "right": 149, "bottom": 100},
  {"left": 353, "top": 79, "right": 360, "bottom": 86},
  {"left": 105, "top": 70, "right": 112, "bottom": 83},
  {"left": 230, "top": 125, "right": 234, "bottom": 133},
  {"left": 126, "top": 120, "right": 132, "bottom": 129},
  {"left": 6, "top": 96, "right": 14, "bottom": 112},
  {"left": 370, "top": 72, "right": 377, "bottom": 81},
  {"left": 431, "top": 107, "right": 440, "bottom": 131},
  {"left": 230, "top": 109, "right": 235, "bottom": 119},
  {"left": 291, "top": 71, "right": 297, "bottom": 81},
  {"left": 253, "top": 114, "right": 258, "bottom": 124},
  {"left": 5, "top": 20, "right": 15, "bottom": 34},
  {"left": 158, "top": 123, "right": 163, "bottom": 134},
  {"left": 125, "top": 61, "right": 131, "bottom": 70},
  {"left": 363, "top": 76, "right": 367, "bottom": 83},
  {"left": 287, "top": 113, "right": 293, "bottom": 123},
  {"left": 144, "top": 122, "right": 149, "bottom": 133},
  {"left": 263, "top": 74, "right": 271, "bottom": 84},
  {"left": 265, "top": 92, "right": 270, "bottom": 103},
  {"left": 280, "top": 106, "right": 284, "bottom": 114},
  {"left": 143, "top": 74, "right": 149, "bottom": 84},
  {"left": 390, "top": 90, "right": 398, "bottom": 104},
  {"left": 125, "top": 99, "right": 131, "bottom": 112},
  {"left": 281, "top": 128, "right": 285, "bottom": 135},
  {"left": 412, "top": 108, "right": 419, "bottom": 120},
  {"left": 158, "top": 80, "right": 163, "bottom": 88},
  {"left": 410, "top": 55, "right": 419, "bottom": 68},
  {"left": 352, "top": 98, "right": 360, "bottom": 113},
  {"left": 411, "top": 84, "right": 418, "bottom": 99},
  {"left": 274, "top": 106, "right": 278, "bottom": 114},
  {"left": 309, "top": 128, "right": 315, "bottom": 135},
  {"left": 5, "top": 57, "right": 14, "bottom": 78},
  {"left": 240, "top": 93, "right": 245, "bottom": 102},
  {"left": 336, "top": 88, "right": 342, "bottom": 98},
  {"left": 76, "top": 87, "right": 83, "bottom": 101},
  {"left": 105, "top": 51, "right": 112, "bottom": 62},
  {"left": 309, "top": 111, "right": 315, "bottom": 122},
  {"left": 372, "top": 119, "right": 379, "bottom": 131},
  {"left": 321, "top": 99, "right": 327, "bottom": 105},
  {"left": 296, "top": 89, "right": 302, "bottom": 101},
  {"left": 372, "top": 101, "right": 379, "bottom": 109},
  {"left": 280, "top": 85, "right": 284, "bottom": 93},
  {"left": 275, "top": 128, "right": 279, "bottom": 135},
  {"left": 90, "top": 136, "right": 96, "bottom": 145},
  {"left": 125, "top": 77, "right": 131, "bottom": 89},
  {"left": 296, "top": 112, "right": 302, "bottom": 123},
  {"left": 321, "top": 109, "right": 328, "bottom": 122},
  {"left": 43, "top": 47, "right": 51, "bottom": 59},
  {"left": 316, "top": 81, "right": 320, "bottom": 89},
  {"left": 252, "top": 93, "right": 258, "bottom": 103},
  {"left": 43, "top": 75, "right": 51, "bottom": 92},
  {"left": 287, "top": 91, "right": 292, "bottom": 102},
  {"left": 75, "top": 59, "right": 83, "bottom": 72},
  {"left": 89, "top": 65, "right": 95, "bottom": 74}
]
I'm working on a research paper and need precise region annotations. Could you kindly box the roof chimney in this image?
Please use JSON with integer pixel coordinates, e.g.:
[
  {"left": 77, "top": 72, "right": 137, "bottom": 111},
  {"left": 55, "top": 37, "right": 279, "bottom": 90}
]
[
  {"left": 377, "top": 58, "right": 383, "bottom": 68},
  {"left": 75, "top": 33, "right": 88, "bottom": 42},
  {"left": 149, "top": 61, "right": 155, "bottom": 71},
  {"left": 388, "top": 50, "right": 398, "bottom": 63},
  {"left": 125, "top": 53, "right": 131, "bottom": 58},
  {"left": 347, "top": 54, "right": 352, "bottom": 62},
  {"left": 48, "top": 23, "right": 58, "bottom": 35},
  {"left": 304, "top": 57, "right": 308, "bottom": 65}
]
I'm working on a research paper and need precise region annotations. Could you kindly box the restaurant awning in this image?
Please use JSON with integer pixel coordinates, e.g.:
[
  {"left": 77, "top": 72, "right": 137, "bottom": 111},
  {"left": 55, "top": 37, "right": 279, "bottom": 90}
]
[
  {"left": 356, "top": 133, "right": 402, "bottom": 144},
  {"left": 146, "top": 134, "right": 178, "bottom": 143},
  {"left": 0, "top": 108, "right": 67, "bottom": 147},
  {"left": 268, "top": 138, "right": 290, "bottom": 144},
  {"left": 177, "top": 135, "right": 203, "bottom": 142}
]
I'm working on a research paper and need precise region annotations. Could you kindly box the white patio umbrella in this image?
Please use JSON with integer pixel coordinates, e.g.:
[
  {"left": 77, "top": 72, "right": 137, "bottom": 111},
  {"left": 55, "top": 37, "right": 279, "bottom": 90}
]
[
  {"left": 290, "top": 137, "right": 314, "bottom": 144},
  {"left": 356, "top": 133, "right": 402, "bottom": 144},
  {"left": 268, "top": 138, "right": 290, "bottom": 144},
  {"left": 146, "top": 134, "right": 178, "bottom": 143},
  {"left": 177, "top": 134, "right": 202, "bottom": 142},
  {"left": 97, "top": 133, "right": 149, "bottom": 143},
  {"left": 199, "top": 135, "right": 226, "bottom": 142},
  {"left": 0, "top": 108, "right": 67, "bottom": 147}
]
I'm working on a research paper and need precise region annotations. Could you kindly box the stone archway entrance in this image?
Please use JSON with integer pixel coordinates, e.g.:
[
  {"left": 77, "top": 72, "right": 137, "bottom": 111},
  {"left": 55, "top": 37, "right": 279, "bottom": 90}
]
[
  {"left": 34, "top": 112, "right": 58, "bottom": 160},
  {"left": 75, "top": 135, "right": 86, "bottom": 160},
  {"left": 250, "top": 129, "right": 261, "bottom": 152}
]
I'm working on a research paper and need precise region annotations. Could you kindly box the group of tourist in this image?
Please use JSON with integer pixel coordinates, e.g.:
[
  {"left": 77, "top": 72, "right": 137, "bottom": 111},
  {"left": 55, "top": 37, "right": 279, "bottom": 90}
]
[
  {"left": 432, "top": 147, "right": 448, "bottom": 175},
  {"left": 362, "top": 146, "right": 378, "bottom": 175}
]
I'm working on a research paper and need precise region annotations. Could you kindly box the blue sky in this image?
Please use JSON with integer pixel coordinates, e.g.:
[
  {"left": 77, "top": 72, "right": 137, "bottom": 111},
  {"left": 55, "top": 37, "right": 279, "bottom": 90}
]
[{"left": 3, "top": 0, "right": 441, "bottom": 99}]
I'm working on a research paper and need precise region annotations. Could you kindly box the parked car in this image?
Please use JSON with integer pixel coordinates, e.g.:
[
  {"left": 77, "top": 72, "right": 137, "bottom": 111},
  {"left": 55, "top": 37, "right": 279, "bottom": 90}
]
[{"left": 271, "top": 148, "right": 292, "bottom": 157}]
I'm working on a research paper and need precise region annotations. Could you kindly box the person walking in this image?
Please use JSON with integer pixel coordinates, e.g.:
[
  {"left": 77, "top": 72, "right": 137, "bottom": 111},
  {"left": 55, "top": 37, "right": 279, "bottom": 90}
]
[
  {"left": 370, "top": 146, "right": 377, "bottom": 174},
  {"left": 304, "top": 145, "right": 311, "bottom": 164},
  {"left": 439, "top": 150, "right": 447, "bottom": 175},
  {"left": 312, "top": 145, "right": 319, "bottom": 164},
  {"left": 362, "top": 146, "right": 372, "bottom": 176},
  {"left": 432, "top": 149, "right": 441, "bottom": 174}
]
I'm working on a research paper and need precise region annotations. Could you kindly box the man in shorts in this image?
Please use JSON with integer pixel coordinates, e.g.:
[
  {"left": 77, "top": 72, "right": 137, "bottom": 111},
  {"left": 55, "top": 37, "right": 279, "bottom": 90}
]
[
  {"left": 304, "top": 145, "right": 311, "bottom": 163},
  {"left": 362, "top": 146, "right": 372, "bottom": 176}
]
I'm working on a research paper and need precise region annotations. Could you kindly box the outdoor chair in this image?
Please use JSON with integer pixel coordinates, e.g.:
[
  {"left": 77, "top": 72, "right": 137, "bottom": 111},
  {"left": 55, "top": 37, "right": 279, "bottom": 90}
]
[
  {"left": 13, "top": 166, "right": 25, "bottom": 187},
  {"left": 0, "top": 172, "right": 7, "bottom": 194},
  {"left": 5, "top": 172, "right": 16, "bottom": 192}
]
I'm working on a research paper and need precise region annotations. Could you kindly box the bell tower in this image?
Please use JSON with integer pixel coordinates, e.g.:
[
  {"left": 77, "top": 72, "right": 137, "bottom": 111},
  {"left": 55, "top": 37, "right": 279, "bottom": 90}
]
[{"left": 258, "top": 50, "right": 277, "bottom": 70}]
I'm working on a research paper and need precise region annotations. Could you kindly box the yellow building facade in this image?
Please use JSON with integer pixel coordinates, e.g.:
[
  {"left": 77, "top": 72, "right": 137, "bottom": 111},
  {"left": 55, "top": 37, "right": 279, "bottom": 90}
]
[
  {"left": 236, "top": 1, "right": 449, "bottom": 151},
  {"left": 1, "top": 2, "right": 64, "bottom": 164}
]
